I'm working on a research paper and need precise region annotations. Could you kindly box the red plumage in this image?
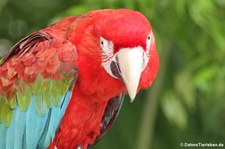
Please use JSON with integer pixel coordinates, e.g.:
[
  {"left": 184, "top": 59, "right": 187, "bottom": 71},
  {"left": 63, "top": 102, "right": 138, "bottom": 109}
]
[
  {"left": 48, "top": 9, "right": 158, "bottom": 149},
  {"left": 0, "top": 9, "right": 159, "bottom": 149}
]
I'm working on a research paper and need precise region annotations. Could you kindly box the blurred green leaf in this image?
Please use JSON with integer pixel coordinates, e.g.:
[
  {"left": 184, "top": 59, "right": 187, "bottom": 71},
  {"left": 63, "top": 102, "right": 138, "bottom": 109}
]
[
  {"left": 0, "top": 0, "right": 7, "bottom": 14},
  {"left": 194, "top": 64, "right": 218, "bottom": 92},
  {"left": 64, "top": 5, "right": 91, "bottom": 16},
  {"left": 174, "top": 69, "right": 195, "bottom": 109},
  {"left": 161, "top": 91, "right": 188, "bottom": 130}
]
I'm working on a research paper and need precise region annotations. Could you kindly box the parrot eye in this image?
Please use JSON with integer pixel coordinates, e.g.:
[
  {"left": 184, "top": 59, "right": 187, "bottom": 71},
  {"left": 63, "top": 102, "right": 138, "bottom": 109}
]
[
  {"left": 142, "top": 33, "right": 152, "bottom": 70},
  {"left": 100, "top": 40, "right": 104, "bottom": 45},
  {"left": 100, "top": 37, "right": 114, "bottom": 56},
  {"left": 146, "top": 34, "right": 151, "bottom": 50}
]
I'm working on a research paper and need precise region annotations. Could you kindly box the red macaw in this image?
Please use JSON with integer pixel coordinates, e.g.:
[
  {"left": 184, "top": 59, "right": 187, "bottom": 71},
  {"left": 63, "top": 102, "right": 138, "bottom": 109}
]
[{"left": 0, "top": 9, "right": 159, "bottom": 149}]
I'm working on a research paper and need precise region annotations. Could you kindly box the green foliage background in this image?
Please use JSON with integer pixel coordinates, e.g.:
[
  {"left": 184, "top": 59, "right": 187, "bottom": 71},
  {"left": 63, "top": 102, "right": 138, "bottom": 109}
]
[{"left": 0, "top": 0, "right": 225, "bottom": 149}]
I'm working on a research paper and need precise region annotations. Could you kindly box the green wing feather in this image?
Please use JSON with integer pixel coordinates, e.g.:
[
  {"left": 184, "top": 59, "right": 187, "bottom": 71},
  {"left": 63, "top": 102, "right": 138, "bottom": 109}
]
[
  {"left": 0, "top": 58, "right": 3, "bottom": 65},
  {"left": 0, "top": 32, "right": 78, "bottom": 127}
]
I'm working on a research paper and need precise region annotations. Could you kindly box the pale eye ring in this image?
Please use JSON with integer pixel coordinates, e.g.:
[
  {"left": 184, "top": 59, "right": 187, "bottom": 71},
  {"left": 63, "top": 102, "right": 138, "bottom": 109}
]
[
  {"left": 146, "top": 34, "right": 151, "bottom": 50},
  {"left": 100, "top": 37, "right": 114, "bottom": 55}
]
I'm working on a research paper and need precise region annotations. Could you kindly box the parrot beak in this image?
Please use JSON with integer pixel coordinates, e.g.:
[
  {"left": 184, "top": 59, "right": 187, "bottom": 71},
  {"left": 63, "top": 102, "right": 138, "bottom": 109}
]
[{"left": 117, "top": 47, "right": 144, "bottom": 102}]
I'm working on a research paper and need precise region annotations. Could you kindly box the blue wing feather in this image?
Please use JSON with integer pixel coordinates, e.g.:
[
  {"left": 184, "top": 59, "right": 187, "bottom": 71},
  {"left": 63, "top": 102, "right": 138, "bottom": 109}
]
[
  {"left": 14, "top": 107, "right": 26, "bottom": 149},
  {"left": 6, "top": 117, "right": 15, "bottom": 149},
  {"left": 38, "top": 91, "right": 72, "bottom": 148},
  {"left": 0, "top": 124, "right": 6, "bottom": 149},
  {"left": 1, "top": 106, "right": 16, "bottom": 149},
  {"left": 0, "top": 91, "right": 72, "bottom": 149},
  {"left": 25, "top": 97, "right": 49, "bottom": 149}
]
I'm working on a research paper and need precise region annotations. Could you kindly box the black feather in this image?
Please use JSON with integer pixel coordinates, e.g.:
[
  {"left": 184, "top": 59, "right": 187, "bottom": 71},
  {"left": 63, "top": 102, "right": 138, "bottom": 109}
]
[{"left": 88, "top": 93, "right": 124, "bottom": 148}]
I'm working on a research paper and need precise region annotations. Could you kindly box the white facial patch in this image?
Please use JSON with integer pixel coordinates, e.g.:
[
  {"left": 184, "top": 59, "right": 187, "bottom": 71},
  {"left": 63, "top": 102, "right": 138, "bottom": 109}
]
[
  {"left": 99, "top": 33, "right": 152, "bottom": 79},
  {"left": 146, "top": 32, "right": 152, "bottom": 55},
  {"left": 143, "top": 32, "right": 153, "bottom": 69},
  {"left": 100, "top": 37, "right": 114, "bottom": 62},
  {"left": 100, "top": 37, "right": 118, "bottom": 79}
]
